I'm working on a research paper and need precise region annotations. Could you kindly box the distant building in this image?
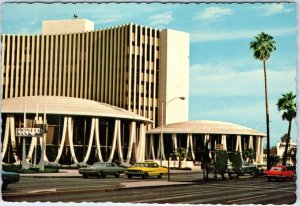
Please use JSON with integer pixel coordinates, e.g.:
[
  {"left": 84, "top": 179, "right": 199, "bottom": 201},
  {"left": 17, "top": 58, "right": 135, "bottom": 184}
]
[{"left": 277, "top": 140, "right": 297, "bottom": 164}]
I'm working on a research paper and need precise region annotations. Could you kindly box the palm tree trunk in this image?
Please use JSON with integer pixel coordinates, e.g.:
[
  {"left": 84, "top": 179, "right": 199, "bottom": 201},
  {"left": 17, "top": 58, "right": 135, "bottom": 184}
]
[
  {"left": 282, "top": 120, "right": 292, "bottom": 166},
  {"left": 263, "top": 60, "right": 271, "bottom": 170}
]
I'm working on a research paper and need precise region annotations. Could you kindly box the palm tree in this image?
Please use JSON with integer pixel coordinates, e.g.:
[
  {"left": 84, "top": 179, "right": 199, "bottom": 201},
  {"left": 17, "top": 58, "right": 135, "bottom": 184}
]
[
  {"left": 242, "top": 148, "right": 256, "bottom": 164},
  {"left": 249, "top": 32, "right": 276, "bottom": 170},
  {"left": 277, "top": 91, "right": 296, "bottom": 166},
  {"left": 174, "top": 147, "right": 189, "bottom": 168},
  {"left": 280, "top": 133, "right": 290, "bottom": 143}
]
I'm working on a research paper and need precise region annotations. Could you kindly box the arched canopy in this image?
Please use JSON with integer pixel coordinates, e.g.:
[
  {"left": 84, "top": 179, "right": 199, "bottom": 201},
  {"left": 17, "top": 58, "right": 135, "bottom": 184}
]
[
  {"left": 1, "top": 96, "right": 152, "bottom": 123},
  {"left": 147, "top": 120, "right": 266, "bottom": 137}
]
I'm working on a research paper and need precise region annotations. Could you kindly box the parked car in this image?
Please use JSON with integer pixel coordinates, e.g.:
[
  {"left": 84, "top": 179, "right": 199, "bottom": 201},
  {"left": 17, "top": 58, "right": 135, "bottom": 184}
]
[
  {"left": 1, "top": 170, "right": 20, "bottom": 190},
  {"left": 256, "top": 163, "right": 267, "bottom": 175},
  {"left": 265, "top": 165, "right": 295, "bottom": 181},
  {"left": 125, "top": 162, "right": 168, "bottom": 179},
  {"left": 78, "top": 162, "right": 125, "bottom": 178},
  {"left": 228, "top": 162, "right": 257, "bottom": 177}
]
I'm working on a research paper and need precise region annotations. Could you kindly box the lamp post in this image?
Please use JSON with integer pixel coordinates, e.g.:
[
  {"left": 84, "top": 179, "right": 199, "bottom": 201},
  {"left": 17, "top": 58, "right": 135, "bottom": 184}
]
[{"left": 160, "top": 96, "right": 185, "bottom": 166}]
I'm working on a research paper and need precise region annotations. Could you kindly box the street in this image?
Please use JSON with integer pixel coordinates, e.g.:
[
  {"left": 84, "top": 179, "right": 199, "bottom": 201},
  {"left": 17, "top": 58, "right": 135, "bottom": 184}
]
[{"left": 2, "top": 172, "right": 296, "bottom": 204}]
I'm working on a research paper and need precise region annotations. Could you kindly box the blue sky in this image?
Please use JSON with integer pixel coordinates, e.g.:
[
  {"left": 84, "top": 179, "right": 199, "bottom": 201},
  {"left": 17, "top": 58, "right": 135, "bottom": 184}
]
[{"left": 1, "top": 2, "right": 297, "bottom": 147}]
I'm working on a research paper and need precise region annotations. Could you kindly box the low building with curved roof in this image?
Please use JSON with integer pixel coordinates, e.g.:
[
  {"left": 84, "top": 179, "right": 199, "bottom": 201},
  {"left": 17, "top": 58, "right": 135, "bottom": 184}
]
[
  {"left": 1, "top": 96, "right": 151, "bottom": 166},
  {"left": 146, "top": 120, "right": 265, "bottom": 164},
  {"left": 1, "top": 96, "right": 152, "bottom": 123},
  {"left": 147, "top": 120, "right": 265, "bottom": 136}
]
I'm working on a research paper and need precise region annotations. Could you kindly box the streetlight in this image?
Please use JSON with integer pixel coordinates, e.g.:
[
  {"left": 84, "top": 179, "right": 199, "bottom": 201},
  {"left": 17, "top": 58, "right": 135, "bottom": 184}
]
[{"left": 160, "top": 96, "right": 185, "bottom": 166}]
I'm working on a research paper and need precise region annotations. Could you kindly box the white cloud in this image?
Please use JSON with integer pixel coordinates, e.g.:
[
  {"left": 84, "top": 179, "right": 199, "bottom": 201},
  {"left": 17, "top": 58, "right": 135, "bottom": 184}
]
[
  {"left": 193, "top": 7, "right": 232, "bottom": 21},
  {"left": 260, "top": 4, "right": 285, "bottom": 16},
  {"left": 93, "top": 15, "right": 121, "bottom": 24},
  {"left": 190, "top": 27, "right": 296, "bottom": 42},
  {"left": 148, "top": 12, "right": 173, "bottom": 27},
  {"left": 189, "top": 63, "right": 295, "bottom": 98}
]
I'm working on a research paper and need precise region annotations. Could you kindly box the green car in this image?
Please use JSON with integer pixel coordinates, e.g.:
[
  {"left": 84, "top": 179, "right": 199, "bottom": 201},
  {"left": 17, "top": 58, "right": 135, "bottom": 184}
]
[
  {"left": 228, "top": 162, "right": 257, "bottom": 177},
  {"left": 78, "top": 162, "right": 125, "bottom": 178},
  {"left": 2, "top": 170, "right": 20, "bottom": 190}
]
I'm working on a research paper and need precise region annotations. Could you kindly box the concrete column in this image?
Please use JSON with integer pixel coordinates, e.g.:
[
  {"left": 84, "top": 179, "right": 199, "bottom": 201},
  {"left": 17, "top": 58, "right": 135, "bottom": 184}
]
[
  {"left": 136, "top": 123, "right": 146, "bottom": 162},
  {"left": 116, "top": 120, "right": 124, "bottom": 163},
  {"left": 9, "top": 116, "right": 20, "bottom": 162},
  {"left": 108, "top": 120, "right": 118, "bottom": 162},
  {"left": 126, "top": 121, "right": 136, "bottom": 163},
  {"left": 172, "top": 133, "right": 178, "bottom": 152},
  {"left": 54, "top": 117, "right": 68, "bottom": 163},
  {"left": 221, "top": 134, "right": 227, "bottom": 151},
  {"left": 67, "top": 117, "right": 79, "bottom": 164},
  {"left": 149, "top": 134, "right": 156, "bottom": 160},
  {"left": 82, "top": 118, "right": 96, "bottom": 163},
  {"left": 260, "top": 137, "right": 264, "bottom": 163},
  {"left": 188, "top": 134, "right": 195, "bottom": 160},
  {"left": 94, "top": 118, "right": 104, "bottom": 162},
  {"left": 249, "top": 136, "right": 254, "bottom": 149},
  {"left": 1, "top": 116, "right": 10, "bottom": 160},
  {"left": 256, "top": 136, "right": 261, "bottom": 163},
  {"left": 235, "top": 135, "right": 242, "bottom": 152}
]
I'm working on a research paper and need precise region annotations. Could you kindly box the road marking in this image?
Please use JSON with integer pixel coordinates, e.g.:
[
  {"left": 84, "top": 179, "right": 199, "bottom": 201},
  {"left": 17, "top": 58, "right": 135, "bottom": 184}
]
[
  {"left": 227, "top": 194, "right": 268, "bottom": 203},
  {"left": 28, "top": 188, "right": 57, "bottom": 193}
]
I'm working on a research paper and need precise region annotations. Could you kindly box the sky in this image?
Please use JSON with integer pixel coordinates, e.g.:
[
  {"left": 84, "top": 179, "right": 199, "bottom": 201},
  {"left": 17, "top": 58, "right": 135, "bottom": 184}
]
[{"left": 1, "top": 1, "right": 297, "bottom": 147}]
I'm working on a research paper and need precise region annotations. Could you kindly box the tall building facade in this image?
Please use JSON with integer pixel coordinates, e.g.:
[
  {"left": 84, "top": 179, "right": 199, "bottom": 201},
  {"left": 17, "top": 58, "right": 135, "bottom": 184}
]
[
  {"left": 1, "top": 19, "right": 189, "bottom": 129},
  {"left": 1, "top": 19, "right": 189, "bottom": 165}
]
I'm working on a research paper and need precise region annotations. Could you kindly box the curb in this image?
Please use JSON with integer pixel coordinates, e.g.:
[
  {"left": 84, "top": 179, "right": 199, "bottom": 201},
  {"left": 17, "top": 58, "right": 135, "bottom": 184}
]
[
  {"left": 19, "top": 174, "right": 82, "bottom": 178},
  {"left": 3, "top": 181, "right": 196, "bottom": 201}
]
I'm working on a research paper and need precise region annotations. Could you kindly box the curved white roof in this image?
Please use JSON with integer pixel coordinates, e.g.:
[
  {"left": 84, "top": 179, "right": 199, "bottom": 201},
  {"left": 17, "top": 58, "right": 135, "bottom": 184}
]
[
  {"left": 1, "top": 96, "right": 152, "bottom": 123},
  {"left": 147, "top": 120, "right": 266, "bottom": 136}
]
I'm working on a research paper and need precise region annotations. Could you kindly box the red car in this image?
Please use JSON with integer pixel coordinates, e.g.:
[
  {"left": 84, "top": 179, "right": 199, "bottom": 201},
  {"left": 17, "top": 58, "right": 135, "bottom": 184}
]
[{"left": 265, "top": 165, "right": 295, "bottom": 181}]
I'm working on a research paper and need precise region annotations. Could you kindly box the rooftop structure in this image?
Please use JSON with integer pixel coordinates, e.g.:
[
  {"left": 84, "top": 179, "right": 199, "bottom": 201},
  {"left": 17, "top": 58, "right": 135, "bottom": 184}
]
[{"left": 42, "top": 19, "right": 94, "bottom": 34}]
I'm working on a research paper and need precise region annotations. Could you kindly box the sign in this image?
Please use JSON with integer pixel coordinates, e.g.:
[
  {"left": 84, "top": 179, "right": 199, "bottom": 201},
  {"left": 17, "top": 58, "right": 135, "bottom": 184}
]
[
  {"left": 216, "top": 144, "right": 223, "bottom": 150},
  {"left": 16, "top": 128, "right": 44, "bottom": 137}
]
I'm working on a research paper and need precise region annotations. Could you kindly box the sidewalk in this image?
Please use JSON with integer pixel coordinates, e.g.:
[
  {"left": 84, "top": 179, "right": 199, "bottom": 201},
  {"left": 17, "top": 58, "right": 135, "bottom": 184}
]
[{"left": 20, "top": 169, "right": 81, "bottom": 178}]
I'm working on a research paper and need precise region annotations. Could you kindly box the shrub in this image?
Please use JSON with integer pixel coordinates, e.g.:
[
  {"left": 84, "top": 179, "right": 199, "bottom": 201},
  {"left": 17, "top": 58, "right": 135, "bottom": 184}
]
[
  {"left": 2, "top": 164, "right": 59, "bottom": 173},
  {"left": 215, "top": 150, "right": 228, "bottom": 180},
  {"left": 231, "top": 152, "right": 242, "bottom": 175}
]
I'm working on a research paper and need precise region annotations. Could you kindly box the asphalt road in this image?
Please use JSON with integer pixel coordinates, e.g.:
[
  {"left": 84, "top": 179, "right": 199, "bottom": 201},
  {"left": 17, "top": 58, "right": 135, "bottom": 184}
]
[{"left": 2, "top": 173, "right": 296, "bottom": 204}]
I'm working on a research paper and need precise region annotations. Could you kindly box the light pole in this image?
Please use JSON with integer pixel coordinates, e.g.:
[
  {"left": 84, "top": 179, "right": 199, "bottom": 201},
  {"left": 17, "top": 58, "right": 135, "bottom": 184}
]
[{"left": 160, "top": 96, "right": 185, "bottom": 166}]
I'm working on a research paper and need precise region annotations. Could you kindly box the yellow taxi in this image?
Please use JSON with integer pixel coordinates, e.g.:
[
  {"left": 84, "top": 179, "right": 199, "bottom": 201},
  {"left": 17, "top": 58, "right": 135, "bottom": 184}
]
[{"left": 125, "top": 162, "right": 168, "bottom": 179}]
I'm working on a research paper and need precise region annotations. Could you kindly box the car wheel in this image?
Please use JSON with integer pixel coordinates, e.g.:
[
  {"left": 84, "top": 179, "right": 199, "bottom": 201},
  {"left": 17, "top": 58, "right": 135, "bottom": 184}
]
[
  {"left": 2, "top": 181, "right": 8, "bottom": 191},
  {"left": 127, "top": 175, "right": 132, "bottom": 179},
  {"left": 97, "top": 172, "right": 105, "bottom": 178},
  {"left": 158, "top": 174, "right": 162, "bottom": 179},
  {"left": 142, "top": 173, "right": 149, "bottom": 179},
  {"left": 115, "top": 173, "right": 120, "bottom": 178},
  {"left": 83, "top": 174, "right": 88, "bottom": 178},
  {"left": 268, "top": 177, "right": 271, "bottom": 182}
]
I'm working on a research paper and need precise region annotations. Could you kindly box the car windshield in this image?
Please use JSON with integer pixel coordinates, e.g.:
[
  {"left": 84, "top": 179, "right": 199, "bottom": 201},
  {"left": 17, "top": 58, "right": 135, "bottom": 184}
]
[
  {"left": 134, "top": 163, "right": 150, "bottom": 167},
  {"left": 93, "top": 163, "right": 106, "bottom": 167},
  {"left": 271, "top": 167, "right": 283, "bottom": 171},
  {"left": 133, "top": 163, "right": 158, "bottom": 167}
]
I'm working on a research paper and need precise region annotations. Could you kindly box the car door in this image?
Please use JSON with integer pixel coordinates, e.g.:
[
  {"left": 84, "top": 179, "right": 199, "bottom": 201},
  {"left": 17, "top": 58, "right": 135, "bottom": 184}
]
[
  {"left": 109, "top": 163, "right": 117, "bottom": 175},
  {"left": 105, "top": 163, "right": 112, "bottom": 175}
]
